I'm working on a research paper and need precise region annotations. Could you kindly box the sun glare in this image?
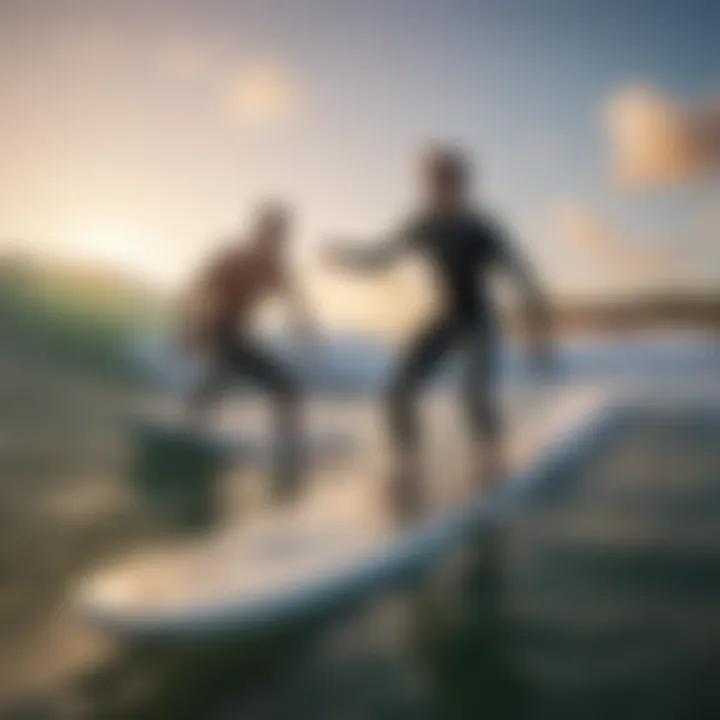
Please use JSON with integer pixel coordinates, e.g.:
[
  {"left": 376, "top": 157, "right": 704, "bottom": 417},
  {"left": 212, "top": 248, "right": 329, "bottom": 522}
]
[{"left": 71, "top": 227, "right": 162, "bottom": 283}]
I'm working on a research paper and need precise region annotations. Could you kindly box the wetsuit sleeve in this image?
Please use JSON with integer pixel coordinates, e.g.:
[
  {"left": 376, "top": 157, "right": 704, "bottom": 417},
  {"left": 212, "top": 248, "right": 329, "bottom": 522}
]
[{"left": 332, "top": 217, "right": 422, "bottom": 272}]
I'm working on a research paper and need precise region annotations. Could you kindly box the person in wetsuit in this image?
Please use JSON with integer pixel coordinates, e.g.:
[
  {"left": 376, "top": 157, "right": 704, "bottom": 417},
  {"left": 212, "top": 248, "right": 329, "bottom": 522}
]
[
  {"left": 181, "top": 202, "right": 315, "bottom": 498},
  {"left": 324, "top": 146, "right": 551, "bottom": 516}
]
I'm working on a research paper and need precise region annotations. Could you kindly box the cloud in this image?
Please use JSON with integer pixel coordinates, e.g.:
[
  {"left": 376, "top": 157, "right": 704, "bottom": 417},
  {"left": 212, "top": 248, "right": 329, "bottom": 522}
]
[
  {"left": 553, "top": 201, "right": 677, "bottom": 272},
  {"left": 223, "top": 61, "right": 300, "bottom": 127},
  {"left": 152, "top": 42, "right": 301, "bottom": 129},
  {"left": 605, "top": 86, "right": 720, "bottom": 189}
]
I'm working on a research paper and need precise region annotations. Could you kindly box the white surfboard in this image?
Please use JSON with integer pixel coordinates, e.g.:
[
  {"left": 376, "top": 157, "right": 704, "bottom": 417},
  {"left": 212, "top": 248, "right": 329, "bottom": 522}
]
[{"left": 75, "top": 388, "right": 612, "bottom": 640}]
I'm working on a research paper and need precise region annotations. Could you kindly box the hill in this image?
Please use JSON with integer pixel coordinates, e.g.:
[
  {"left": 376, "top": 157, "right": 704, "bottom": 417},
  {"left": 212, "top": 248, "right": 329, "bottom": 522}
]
[{"left": 0, "top": 254, "right": 163, "bottom": 378}]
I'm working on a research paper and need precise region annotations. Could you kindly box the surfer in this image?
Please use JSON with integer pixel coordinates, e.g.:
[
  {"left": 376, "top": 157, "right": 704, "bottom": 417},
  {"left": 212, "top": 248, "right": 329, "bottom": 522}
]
[
  {"left": 180, "top": 201, "right": 315, "bottom": 498},
  {"left": 324, "top": 145, "right": 552, "bottom": 517}
]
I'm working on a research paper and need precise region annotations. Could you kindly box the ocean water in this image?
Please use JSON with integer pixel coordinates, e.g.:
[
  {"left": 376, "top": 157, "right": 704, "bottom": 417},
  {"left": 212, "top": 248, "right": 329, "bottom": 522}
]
[
  {"left": 50, "top": 391, "right": 720, "bottom": 720},
  {"left": 1, "top": 330, "right": 719, "bottom": 718},
  {"left": 130, "top": 330, "right": 720, "bottom": 394}
]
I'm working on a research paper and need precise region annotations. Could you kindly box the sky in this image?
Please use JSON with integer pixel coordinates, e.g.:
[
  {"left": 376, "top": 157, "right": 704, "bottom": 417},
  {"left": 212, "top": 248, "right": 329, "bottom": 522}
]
[{"left": 0, "top": 0, "right": 718, "bottom": 329}]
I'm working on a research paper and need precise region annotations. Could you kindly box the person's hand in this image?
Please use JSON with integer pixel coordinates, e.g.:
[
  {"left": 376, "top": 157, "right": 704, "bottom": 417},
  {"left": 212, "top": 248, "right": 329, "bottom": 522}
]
[{"left": 319, "top": 239, "right": 349, "bottom": 268}]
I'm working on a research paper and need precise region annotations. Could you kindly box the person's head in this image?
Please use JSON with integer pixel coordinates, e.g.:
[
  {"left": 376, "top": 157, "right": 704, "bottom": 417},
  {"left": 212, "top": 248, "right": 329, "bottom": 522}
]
[
  {"left": 252, "top": 200, "right": 291, "bottom": 249},
  {"left": 420, "top": 144, "right": 473, "bottom": 212}
]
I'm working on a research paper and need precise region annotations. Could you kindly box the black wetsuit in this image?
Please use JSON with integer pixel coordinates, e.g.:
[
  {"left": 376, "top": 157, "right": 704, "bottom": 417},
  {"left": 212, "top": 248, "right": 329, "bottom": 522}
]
[
  {"left": 189, "top": 325, "right": 301, "bottom": 496},
  {"left": 193, "top": 325, "right": 298, "bottom": 406},
  {"left": 347, "top": 209, "right": 523, "bottom": 455}
]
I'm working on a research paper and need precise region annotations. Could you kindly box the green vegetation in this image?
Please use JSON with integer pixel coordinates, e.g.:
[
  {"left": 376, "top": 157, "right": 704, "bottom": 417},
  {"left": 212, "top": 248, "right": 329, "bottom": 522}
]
[
  {"left": 0, "top": 256, "right": 163, "bottom": 378},
  {"left": 0, "top": 256, "right": 168, "bottom": 707}
]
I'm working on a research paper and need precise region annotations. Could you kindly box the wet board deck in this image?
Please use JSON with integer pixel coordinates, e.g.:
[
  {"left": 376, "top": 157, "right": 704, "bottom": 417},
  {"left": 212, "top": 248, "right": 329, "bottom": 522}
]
[{"left": 75, "top": 386, "right": 612, "bottom": 640}]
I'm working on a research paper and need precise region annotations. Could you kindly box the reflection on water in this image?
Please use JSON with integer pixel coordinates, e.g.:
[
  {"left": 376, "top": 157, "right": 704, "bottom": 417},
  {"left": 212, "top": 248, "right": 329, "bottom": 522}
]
[
  {"left": 5, "top": 401, "right": 716, "bottom": 720},
  {"left": 498, "top": 404, "right": 720, "bottom": 720},
  {"left": 2, "top": 329, "right": 720, "bottom": 720}
]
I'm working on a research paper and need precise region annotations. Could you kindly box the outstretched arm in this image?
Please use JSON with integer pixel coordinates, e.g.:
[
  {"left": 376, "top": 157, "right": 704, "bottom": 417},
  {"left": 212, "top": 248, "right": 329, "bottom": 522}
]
[{"left": 323, "top": 220, "right": 418, "bottom": 273}]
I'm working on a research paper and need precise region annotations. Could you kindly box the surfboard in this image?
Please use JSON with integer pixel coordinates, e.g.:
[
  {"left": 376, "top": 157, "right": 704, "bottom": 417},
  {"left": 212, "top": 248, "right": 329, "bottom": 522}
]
[{"left": 75, "top": 388, "right": 612, "bottom": 640}]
